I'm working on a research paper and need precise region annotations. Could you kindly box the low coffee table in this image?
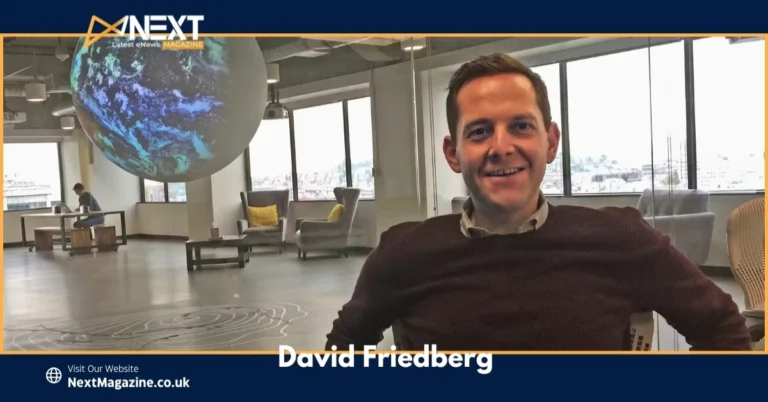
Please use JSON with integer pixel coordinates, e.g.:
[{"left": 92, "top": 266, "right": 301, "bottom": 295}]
[{"left": 185, "top": 235, "right": 251, "bottom": 271}]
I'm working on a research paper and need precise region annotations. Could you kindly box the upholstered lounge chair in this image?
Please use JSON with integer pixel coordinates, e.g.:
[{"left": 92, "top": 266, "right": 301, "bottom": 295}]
[
  {"left": 237, "top": 189, "right": 290, "bottom": 253},
  {"left": 295, "top": 187, "right": 360, "bottom": 260}
]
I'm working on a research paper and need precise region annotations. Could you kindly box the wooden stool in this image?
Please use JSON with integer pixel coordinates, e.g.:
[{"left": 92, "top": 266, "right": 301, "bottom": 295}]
[
  {"left": 69, "top": 228, "right": 92, "bottom": 255},
  {"left": 33, "top": 227, "right": 62, "bottom": 251},
  {"left": 93, "top": 225, "right": 117, "bottom": 252}
]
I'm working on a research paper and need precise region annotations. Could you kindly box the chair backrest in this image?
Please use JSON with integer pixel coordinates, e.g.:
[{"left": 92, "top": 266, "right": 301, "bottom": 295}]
[
  {"left": 754, "top": 337, "right": 765, "bottom": 351},
  {"left": 726, "top": 197, "right": 765, "bottom": 312},
  {"left": 240, "top": 189, "right": 290, "bottom": 220},
  {"left": 636, "top": 189, "right": 710, "bottom": 217},
  {"left": 452, "top": 196, "right": 469, "bottom": 214},
  {"left": 337, "top": 187, "right": 361, "bottom": 233},
  {"left": 391, "top": 313, "right": 656, "bottom": 351}
]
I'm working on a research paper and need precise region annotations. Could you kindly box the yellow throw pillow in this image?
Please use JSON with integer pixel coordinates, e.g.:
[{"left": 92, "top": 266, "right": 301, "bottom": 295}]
[
  {"left": 328, "top": 203, "right": 344, "bottom": 222},
  {"left": 248, "top": 205, "right": 278, "bottom": 227}
]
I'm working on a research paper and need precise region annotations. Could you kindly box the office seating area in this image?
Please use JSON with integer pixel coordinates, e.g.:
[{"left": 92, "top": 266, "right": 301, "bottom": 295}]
[{"left": 3, "top": 35, "right": 764, "bottom": 352}]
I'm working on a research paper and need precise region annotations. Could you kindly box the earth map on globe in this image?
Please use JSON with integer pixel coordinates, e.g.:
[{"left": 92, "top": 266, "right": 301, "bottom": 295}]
[{"left": 70, "top": 37, "right": 267, "bottom": 182}]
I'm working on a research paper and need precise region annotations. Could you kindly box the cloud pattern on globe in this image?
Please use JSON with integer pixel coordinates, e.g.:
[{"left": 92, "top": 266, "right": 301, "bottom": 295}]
[{"left": 70, "top": 37, "right": 267, "bottom": 182}]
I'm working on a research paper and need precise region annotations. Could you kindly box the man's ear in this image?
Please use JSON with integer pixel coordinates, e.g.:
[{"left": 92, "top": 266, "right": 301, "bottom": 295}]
[
  {"left": 546, "top": 122, "right": 561, "bottom": 164},
  {"left": 443, "top": 135, "right": 461, "bottom": 173}
]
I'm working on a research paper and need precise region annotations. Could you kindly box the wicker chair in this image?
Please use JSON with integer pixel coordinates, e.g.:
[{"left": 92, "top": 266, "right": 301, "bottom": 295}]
[{"left": 726, "top": 198, "right": 765, "bottom": 347}]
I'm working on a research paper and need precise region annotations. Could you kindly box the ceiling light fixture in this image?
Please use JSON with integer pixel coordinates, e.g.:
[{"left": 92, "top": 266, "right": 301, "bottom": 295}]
[
  {"left": 401, "top": 37, "right": 426, "bottom": 52},
  {"left": 263, "top": 85, "right": 289, "bottom": 120},
  {"left": 25, "top": 82, "right": 47, "bottom": 102},
  {"left": 60, "top": 116, "right": 76, "bottom": 130}
]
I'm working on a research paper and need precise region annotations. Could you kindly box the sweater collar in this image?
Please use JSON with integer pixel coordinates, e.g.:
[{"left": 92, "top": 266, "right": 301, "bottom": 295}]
[{"left": 460, "top": 192, "right": 549, "bottom": 238}]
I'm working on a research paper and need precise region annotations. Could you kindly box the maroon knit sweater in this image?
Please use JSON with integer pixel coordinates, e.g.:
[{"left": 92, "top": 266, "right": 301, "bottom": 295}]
[{"left": 325, "top": 204, "right": 751, "bottom": 351}]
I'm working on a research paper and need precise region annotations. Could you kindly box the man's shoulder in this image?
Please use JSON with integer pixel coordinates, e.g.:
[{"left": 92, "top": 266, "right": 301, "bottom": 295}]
[
  {"left": 374, "top": 214, "right": 461, "bottom": 252},
  {"left": 381, "top": 214, "right": 460, "bottom": 240},
  {"left": 549, "top": 204, "right": 662, "bottom": 249}
]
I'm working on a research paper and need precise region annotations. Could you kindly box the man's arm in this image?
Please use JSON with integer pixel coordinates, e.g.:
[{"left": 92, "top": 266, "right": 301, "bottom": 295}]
[
  {"left": 325, "top": 229, "right": 403, "bottom": 350},
  {"left": 625, "top": 211, "right": 751, "bottom": 350}
]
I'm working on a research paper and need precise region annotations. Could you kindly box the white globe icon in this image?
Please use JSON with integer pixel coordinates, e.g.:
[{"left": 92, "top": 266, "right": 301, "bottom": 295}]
[{"left": 46, "top": 367, "right": 62, "bottom": 384}]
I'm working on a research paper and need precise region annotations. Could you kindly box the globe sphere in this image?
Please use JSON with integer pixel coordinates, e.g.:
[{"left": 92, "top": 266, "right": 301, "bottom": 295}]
[{"left": 70, "top": 37, "right": 268, "bottom": 182}]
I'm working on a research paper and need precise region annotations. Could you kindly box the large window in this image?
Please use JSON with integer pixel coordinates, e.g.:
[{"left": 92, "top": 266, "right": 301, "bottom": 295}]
[
  {"left": 140, "top": 179, "right": 187, "bottom": 203},
  {"left": 693, "top": 37, "right": 765, "bottom": 192},
  {"left": 347, "top": 97, "right": 375, "bottom": 199},
  {"left": 247, "top": 118, "right": 294, "bottom": 199},
  {"left": 3, "top": 142, "right": 63, "bottom": 211},
  {"left": 566, "top": 42, "right": 687, "bottom": 194},
  {"left": 244, "top": 96, "right": 377, "bottom": 202},
  {"left": 293, "top": 102, "right": 348, "bottom": 200},
  {"left": 531, "top": 63, "right": 564, "bottom": 195}
]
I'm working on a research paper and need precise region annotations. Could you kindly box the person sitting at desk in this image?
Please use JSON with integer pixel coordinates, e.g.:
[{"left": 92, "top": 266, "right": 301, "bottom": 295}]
[{"left": 72, "top": 183, "right": 104, "bottom": 228}]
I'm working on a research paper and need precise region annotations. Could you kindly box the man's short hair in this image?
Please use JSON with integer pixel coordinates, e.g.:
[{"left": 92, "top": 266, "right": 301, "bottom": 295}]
[
  {"left": 73, "top": 183, "right": 85, "bottom": 191},
  {"left": 445, "top": 53, "right": 552, "bottom": 141}
]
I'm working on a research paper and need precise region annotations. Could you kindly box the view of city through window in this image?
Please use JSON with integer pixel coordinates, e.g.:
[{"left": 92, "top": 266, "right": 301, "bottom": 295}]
[
  {"left": 3, "top": 143, "right": 62, "bottom": 211},
  {"left": 247, "top": 97, "right": 375, "bottom": 201},
  {"left": 552, "top": 38, "right": 762, "bottom": 194},
  {"left": 142, "top": 179, "right": 188, "bottom": 202},
  {"left": 693, "top": 37, "right": 765, "bottom": 192}
]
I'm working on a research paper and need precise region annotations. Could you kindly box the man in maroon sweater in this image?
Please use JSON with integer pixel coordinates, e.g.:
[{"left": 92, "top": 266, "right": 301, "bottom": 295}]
[{"left": 325, "top": 53, "right": 751, "bottom": 351}]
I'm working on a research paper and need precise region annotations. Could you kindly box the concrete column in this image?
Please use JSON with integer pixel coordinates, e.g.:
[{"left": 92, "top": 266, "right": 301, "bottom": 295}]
[
  {"left": 185, "top": 177, "right": 215, "bottom": 241},
  {"left": 370, "top": 64, "right": 429, "bottom": 241},
  {"left": 185, "top": 154, "right": 248, "bottom": 240}
]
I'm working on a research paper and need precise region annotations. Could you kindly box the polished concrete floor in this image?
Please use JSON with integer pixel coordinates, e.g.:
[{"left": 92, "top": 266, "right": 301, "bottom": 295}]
[{"left": 3, "top": 240, "right": 746, "bottom": 351}]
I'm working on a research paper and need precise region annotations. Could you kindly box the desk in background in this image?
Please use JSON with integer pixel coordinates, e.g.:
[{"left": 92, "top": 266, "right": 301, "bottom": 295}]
[{"left": 20, "top": 210, "right": 127, "bottom": 252}]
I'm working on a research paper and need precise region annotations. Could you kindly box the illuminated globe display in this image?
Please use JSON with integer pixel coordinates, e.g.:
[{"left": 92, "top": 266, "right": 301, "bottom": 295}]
[{"left": 70, "top": 37, "right": 268, "bottom": 182}]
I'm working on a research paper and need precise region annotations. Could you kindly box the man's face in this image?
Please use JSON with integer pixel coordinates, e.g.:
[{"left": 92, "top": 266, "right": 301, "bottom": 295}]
[
  {"left": 74, "top": 189, "right": 83, "bottom": 196},
  {"left": 443, "top": 73, "right": 560, "bottom": 213}
]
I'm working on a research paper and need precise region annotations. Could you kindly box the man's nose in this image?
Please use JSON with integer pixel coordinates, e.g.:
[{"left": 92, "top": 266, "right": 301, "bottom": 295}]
[{"left": 488, "top": 126, "right": 516, "bottom": 158}]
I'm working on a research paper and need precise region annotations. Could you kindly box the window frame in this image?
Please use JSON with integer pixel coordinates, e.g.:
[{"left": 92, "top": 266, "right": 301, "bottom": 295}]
[
  {"left": 138, "top": 179, "right": 187, "bottom": 203},
  {"left": 244, "top": 94, "right": 376, "bottom": 202},
  {"left": 2, "top": 141, "right": 66, "bottom": 212}
]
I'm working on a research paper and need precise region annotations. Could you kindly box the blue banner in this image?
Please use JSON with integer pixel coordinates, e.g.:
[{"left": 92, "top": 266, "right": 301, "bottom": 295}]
[
  {"left": 0, "top": 0, "right": 766, "bottom": 33},
  {"left": 1, "top": 352, "right": 766, "bottom": 399}
]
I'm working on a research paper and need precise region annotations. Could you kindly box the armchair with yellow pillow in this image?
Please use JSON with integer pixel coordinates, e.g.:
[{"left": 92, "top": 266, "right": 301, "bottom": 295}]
[
  {"left": 296, "top": 187, "right": 360, "bottom": 260},
  {"left": 237, "top": 189, "right": 290, "bottom": 253}
]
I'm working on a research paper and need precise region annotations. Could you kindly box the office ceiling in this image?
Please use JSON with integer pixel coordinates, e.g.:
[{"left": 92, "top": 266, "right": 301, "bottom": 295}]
[{"left": 3, "top": 36, "right": 505, "bottom": 87}]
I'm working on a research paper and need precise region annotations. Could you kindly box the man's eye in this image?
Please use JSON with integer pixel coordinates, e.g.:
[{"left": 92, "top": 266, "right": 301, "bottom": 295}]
[
  {"left": 511, "top": 122, "right": 533, "bottom": 131},
  {"left": 468, "top": 128, "right": 489, "bottom": 137}
]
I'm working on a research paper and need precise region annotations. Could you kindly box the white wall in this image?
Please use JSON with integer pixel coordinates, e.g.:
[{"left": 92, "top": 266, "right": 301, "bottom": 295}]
[{"left": 137, "top": 203, "right": 189, "bottom": 237}]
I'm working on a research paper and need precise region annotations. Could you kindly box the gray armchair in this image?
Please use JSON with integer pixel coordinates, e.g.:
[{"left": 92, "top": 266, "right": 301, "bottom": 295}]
[
  {"left": 452, "top": 196, "right": 469, "bottom": 214},
  {"left": 636, "top": 189, "right": 715, "bottom": 265},
  {"left": 237, "top": 189, "right": 290, "bottom": 253},
  {"left": 295, "top": 187, "right": 361, "bottom": 260}
]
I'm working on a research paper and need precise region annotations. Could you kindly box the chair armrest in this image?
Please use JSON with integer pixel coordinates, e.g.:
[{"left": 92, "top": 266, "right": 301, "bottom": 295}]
[
  {"left": 299, "top": 219, "right": 340, "bottom": 234},
  {"left": 743, "top": 310, "right": 764, "bottom": 319},
  {"left": 237, "top": 219, "right": 248, "bottom": 234},
  {"left": 296, "top": 218, "right": 326, "bottom": 228}
]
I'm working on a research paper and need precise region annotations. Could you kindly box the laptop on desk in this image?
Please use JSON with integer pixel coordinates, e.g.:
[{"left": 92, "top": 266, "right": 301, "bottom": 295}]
[{"left": 53, "top": 204, "right": 74, "bottom": 214}]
